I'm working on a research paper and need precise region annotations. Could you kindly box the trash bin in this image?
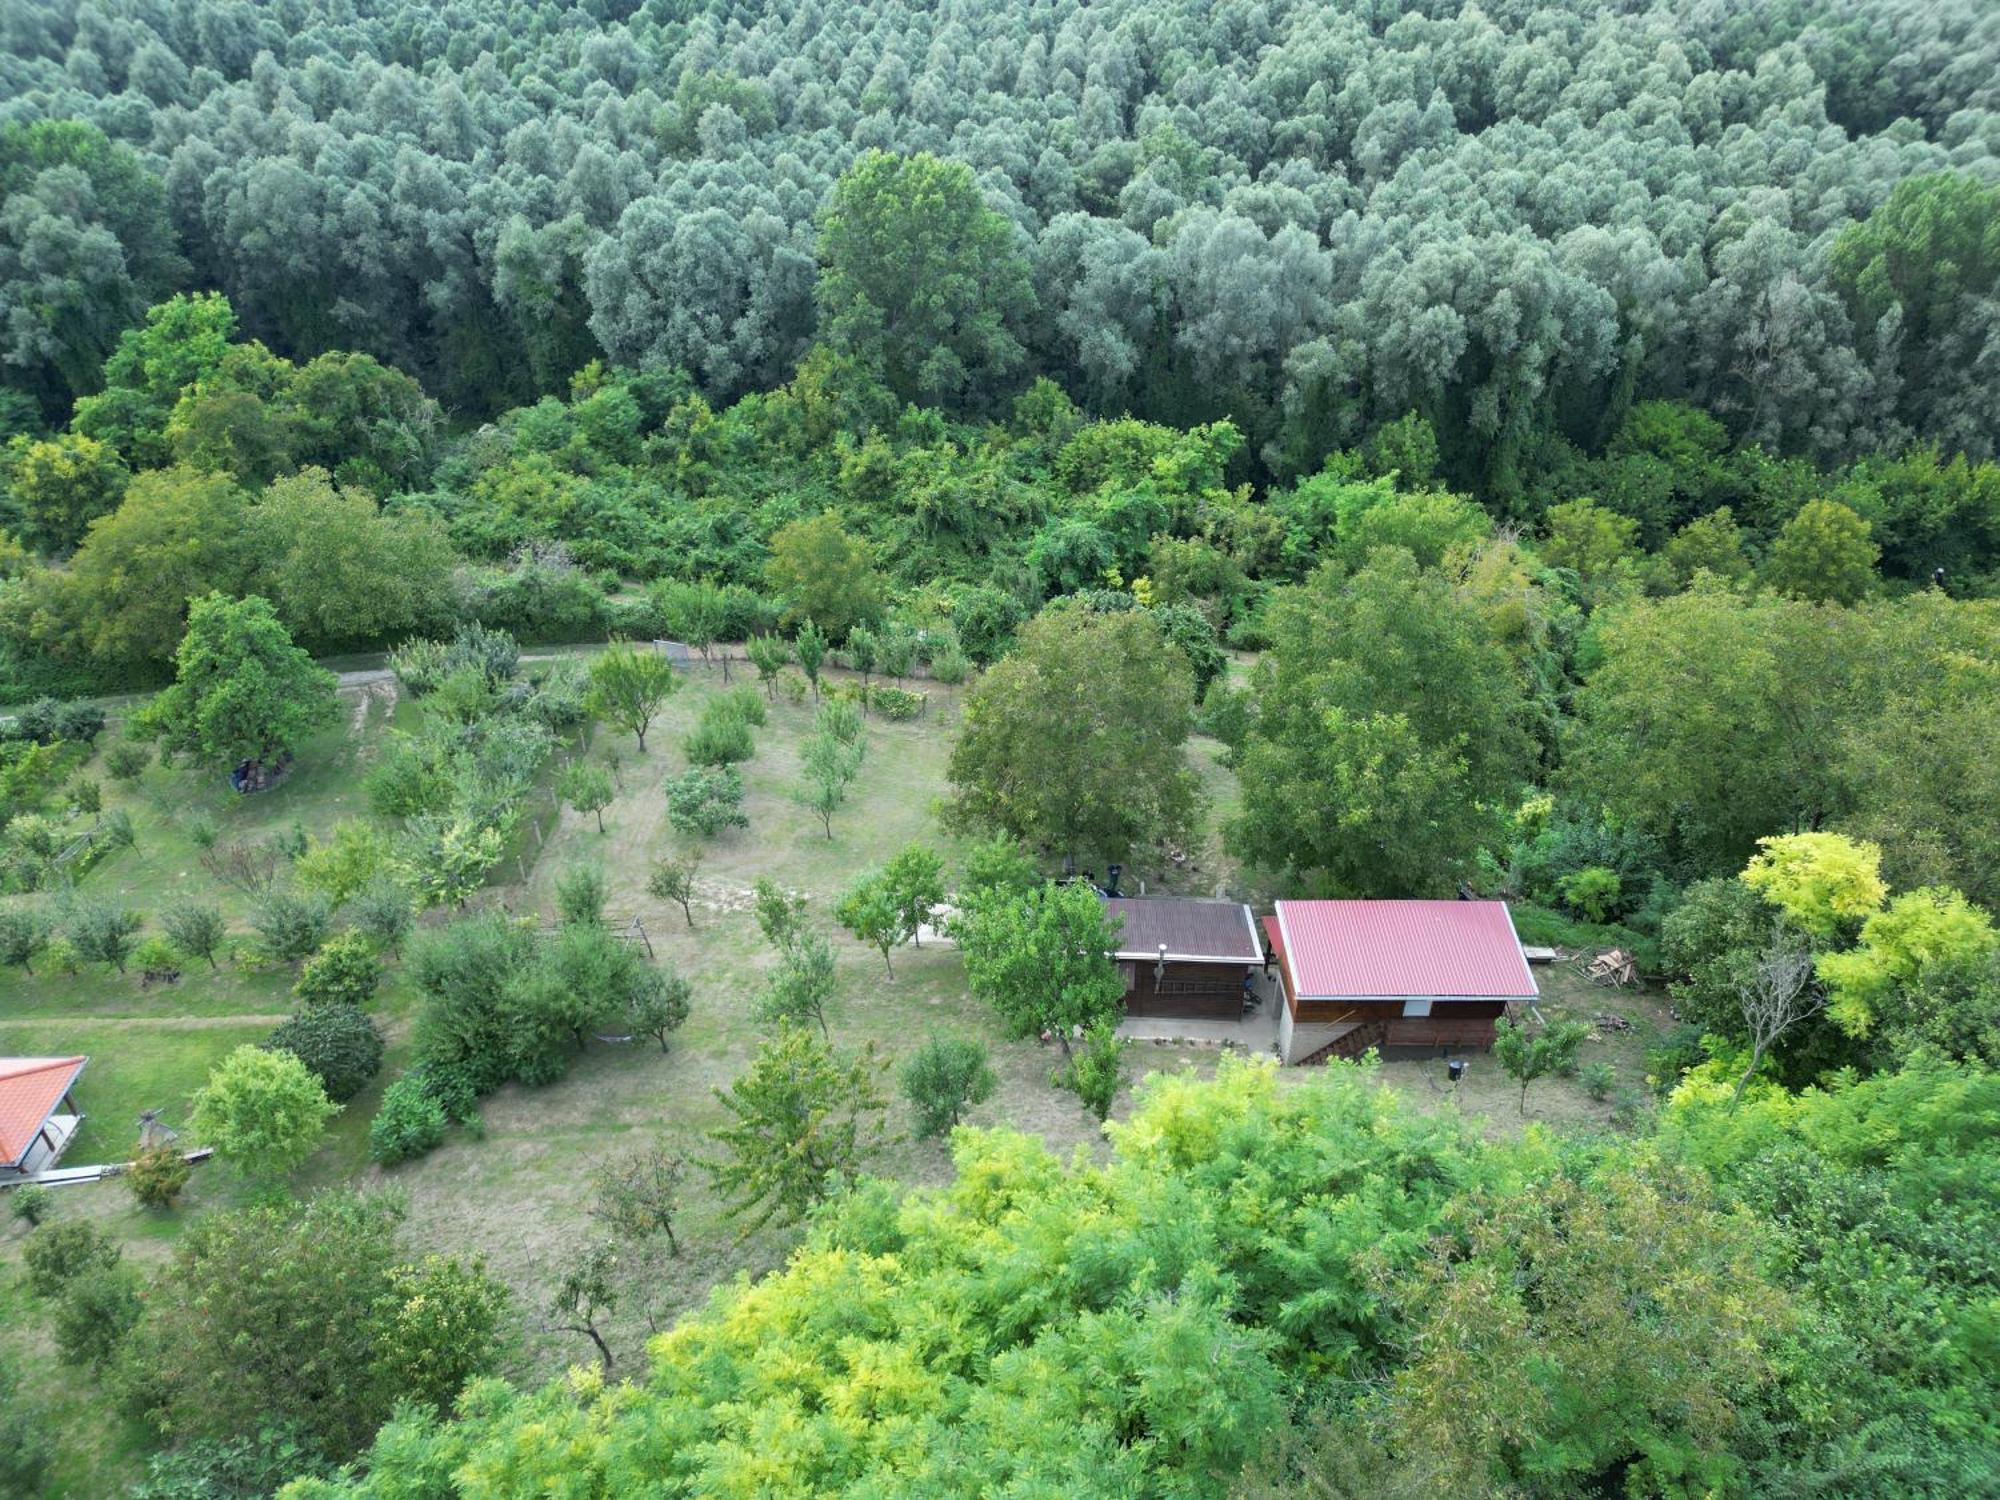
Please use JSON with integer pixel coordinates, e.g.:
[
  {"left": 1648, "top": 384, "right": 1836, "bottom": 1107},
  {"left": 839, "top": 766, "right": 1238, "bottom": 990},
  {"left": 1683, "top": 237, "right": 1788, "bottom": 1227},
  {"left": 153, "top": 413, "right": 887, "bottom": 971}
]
[{"left": 1446, "top": 1058, "right": 1467, "bottom": 1084}]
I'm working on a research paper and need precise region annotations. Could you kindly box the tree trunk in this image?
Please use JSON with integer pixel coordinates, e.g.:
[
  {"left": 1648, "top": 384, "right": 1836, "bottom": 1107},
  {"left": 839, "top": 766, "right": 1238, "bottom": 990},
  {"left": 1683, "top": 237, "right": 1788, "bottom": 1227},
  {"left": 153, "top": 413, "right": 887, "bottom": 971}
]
[
  {"left": 635, "top": 726, "right": 648, "bottom": 753},
  {"left": 1730, "top": 1040, "right": 1768, "bottom": 1108},
  {"left": 595, "top": 808, "right": 606, "bottom": 834},
  {"left": 881, "top": 947, "right": 894, "bottom": 978}
]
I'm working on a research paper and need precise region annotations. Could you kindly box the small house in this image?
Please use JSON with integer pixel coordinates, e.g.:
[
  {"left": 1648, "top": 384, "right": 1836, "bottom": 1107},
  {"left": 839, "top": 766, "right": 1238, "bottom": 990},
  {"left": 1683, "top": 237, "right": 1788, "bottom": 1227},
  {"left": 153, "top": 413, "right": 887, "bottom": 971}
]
[
  {"left": 1104, "top": 897, "right": 1264, "bottom": 1019},
  {"left": 0, "top": 1056, "right": 87, "bottom": 1182},
  {"left": 1266, "top": 901, "right": 1536, "bottom": 1064}
]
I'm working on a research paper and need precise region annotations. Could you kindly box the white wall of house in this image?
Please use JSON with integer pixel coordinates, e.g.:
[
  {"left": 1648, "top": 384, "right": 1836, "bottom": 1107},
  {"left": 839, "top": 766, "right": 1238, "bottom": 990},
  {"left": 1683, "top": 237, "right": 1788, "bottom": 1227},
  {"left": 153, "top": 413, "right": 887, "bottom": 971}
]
[{"left": 1277, "top": 1006, "right": 1364, "bottom": 1064}]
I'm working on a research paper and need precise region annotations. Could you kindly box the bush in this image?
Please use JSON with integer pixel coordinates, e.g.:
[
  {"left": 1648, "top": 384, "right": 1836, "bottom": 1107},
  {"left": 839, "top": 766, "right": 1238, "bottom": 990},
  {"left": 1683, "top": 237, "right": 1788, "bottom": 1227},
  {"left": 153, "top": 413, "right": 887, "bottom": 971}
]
[
  {"left": 130, "top": 1429, "right": 335, "bottom": 1499},
  {"left": 0, "top": 1355, "right": 52, "bottom": 1495},
  {"left": 162, "top": 901, "right": 227, "bottom": 970},
  {"left": 253, "top": 889, "right": 334, "bottom": 965},
  {"left": 900, "top": 1036, "right": 997, "bottom": 1139},
  {"left": 22, "top": 1219, "right": 120, "bottom": 1298},
  {"left": 1645, "top": 1023, "right": 1710, "bottom": 1096},
  {"left": 9, "top": 1182, "right": 53, "bottom": 1226},
  {"left": 869, "top": 685, "right": 924, "bottom": 720},
  {"left": 683, "top": 706, "right": 755, "bottom": 766},
  {"left": 126, "top": 1145, "right": 192, "bottom": 1209},
  {"left": 1581, "top": 1062, "right": 1618, "bottom": 1101},
  {"left": 266, "top": 1004, "right": 386, "bottom": 1103},
  {"left": 16, "top": 697, "right": 104, "bottom": 744},
  {"left": 1060, "top": 1023, "right": 1129, "bottom": 1122},
  {"left": 712, "top": 684, "right": 768, "bottom": 727},
  {"left": 53, "top": 1264, "right": 141, "bottom": 1369},
  {"left": 1559, "top": 866, "right": 1624, "bottom": 925},
  {"left": 555, "top": 862, "right": 608, "bottom": 926},
  {"left": 132, "top": 934, "right": 182, "bottom": 981},
  {"left": 369, "top": 1073, "right": 450, "bottom": 1165},
  {"left": 104, "top": 739, "right": 152, "bottom": 780},
  {"left": 295, "top": 930, "right": 381, "bottom": 1007},
  {"left": 663, "top": 765, "right": 749, "bottom": 837}
]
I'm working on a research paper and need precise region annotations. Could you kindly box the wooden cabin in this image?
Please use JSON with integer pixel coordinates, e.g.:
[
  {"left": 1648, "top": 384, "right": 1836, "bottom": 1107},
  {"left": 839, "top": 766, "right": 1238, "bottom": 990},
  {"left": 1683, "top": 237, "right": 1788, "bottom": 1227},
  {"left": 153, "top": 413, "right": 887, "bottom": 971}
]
[
  {"left": 1104, "top": 897, "right": 1263, "bottom": 1020},
  {"left": 1265, "top": 901, "right": 1537, "bottom": 1064},
  {"left": 0, "top": 1056, "right": 87, "bottom": 1183}
]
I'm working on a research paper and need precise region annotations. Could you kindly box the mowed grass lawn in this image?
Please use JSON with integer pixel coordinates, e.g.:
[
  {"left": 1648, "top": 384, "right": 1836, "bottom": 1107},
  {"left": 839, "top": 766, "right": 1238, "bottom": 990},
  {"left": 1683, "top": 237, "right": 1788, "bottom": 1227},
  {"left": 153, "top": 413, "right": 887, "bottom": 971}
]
[{"left": 0, "top": 655, "right": 1678, "bottom": 1495}]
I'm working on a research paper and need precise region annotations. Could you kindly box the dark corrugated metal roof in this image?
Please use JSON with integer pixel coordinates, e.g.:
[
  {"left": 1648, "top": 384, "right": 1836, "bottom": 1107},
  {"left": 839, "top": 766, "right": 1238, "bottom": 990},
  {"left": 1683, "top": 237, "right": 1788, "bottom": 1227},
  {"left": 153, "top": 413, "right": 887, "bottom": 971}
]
[
  {"left": 1273, "top": 900, "right": 1538, "bottom": 1000},
  {"left": 1103, "top": 897, "right": 1262, "bottom": 963}
]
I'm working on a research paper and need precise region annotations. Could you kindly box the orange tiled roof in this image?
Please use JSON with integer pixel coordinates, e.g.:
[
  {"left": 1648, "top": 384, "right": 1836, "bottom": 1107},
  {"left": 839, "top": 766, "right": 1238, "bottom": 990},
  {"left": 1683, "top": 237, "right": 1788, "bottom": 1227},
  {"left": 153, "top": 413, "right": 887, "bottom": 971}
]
[{"left": 0, "top": 1056, "right": 86, "bottom": 1168}]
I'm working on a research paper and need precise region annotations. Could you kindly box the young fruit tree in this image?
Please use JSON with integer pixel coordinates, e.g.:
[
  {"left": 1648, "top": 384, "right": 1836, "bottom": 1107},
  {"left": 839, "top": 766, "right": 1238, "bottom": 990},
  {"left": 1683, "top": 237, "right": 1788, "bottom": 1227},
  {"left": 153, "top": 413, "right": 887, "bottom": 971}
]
[
  {"left": 590, "top": 1141, "right": 687, "bottom": 1255},
  {"left": 900, "top": 1036, "right": 997, "bottom": 1140},
  {"left": 560, "top": 761, "right": 616, "bottom": 833},
  {"left": 584, "top": 638, "right": 678, "bottom": 752},
  {"left": 646, "top": 850, "right": 702, "bottom": 927},
  {"left": 835, "top": 872, "right": 906, "bottom": 977},
  {"left": 702, "top": 1023, "right": 888, "bottom": 1234},
  {"left": 1493, "top": 1017, "right": 1593, "bottom": 1116},
  {"left": 189, "top": 1044, "right": 340, "bottom": 1180}
]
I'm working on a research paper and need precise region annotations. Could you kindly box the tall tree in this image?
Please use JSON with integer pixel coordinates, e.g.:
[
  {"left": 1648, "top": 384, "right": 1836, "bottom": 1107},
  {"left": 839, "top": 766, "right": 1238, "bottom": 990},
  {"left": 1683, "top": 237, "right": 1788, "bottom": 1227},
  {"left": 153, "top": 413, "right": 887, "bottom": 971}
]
[
  {"left": 956, "top": 879, "right": 1125, "bottom": 1058},
  {"left": 138, "top": 592, "right": 338, "bottom": 769},
  {"left": 584, "top": 639, "right": 678, "bottom": 752},
  {"left": 948, "top": 609, "right": 1202, "bottom": 866},
  {"left": 817, "top": 151, "right": 1033, "bottom": 408}
]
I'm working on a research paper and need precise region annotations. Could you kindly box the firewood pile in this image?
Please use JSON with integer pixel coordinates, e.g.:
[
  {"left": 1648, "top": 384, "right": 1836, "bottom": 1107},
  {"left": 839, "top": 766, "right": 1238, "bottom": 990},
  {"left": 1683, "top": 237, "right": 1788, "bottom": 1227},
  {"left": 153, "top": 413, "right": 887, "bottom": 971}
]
[{"left": 1581, "top": 948, "right": 1640, "bottom": 987}]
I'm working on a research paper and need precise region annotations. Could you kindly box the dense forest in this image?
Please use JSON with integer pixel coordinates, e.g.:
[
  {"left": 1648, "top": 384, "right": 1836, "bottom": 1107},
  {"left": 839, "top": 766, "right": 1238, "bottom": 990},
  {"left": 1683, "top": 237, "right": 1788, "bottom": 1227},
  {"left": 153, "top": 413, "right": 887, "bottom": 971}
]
[{"left": 2, "top": 1, "right": 1999, "bottom": 1497}]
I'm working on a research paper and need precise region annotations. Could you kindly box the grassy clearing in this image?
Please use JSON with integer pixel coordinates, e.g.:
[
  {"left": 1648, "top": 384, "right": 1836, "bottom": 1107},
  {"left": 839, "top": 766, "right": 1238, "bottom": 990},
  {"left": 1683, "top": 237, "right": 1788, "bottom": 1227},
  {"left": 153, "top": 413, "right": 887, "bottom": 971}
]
[{"left": 0, "top": 658, "right": 1676, "bottom": 1493}]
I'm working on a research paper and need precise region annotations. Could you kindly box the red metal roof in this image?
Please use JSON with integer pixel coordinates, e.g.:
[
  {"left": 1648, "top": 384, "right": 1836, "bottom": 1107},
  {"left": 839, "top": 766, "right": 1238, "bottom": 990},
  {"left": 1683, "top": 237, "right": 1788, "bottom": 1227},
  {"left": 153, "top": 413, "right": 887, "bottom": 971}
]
[
  {"left": 0, "top": 1056, "right": 86, "bottom": 1168},
  {"left": 1272, "top": 901, "right": 1537, "bottom": 1000}
]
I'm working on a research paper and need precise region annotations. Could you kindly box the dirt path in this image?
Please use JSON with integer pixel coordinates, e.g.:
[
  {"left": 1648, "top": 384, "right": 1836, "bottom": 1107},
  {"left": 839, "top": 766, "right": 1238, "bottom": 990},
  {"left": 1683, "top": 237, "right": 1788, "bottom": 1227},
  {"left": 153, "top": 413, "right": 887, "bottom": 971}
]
[{"left": 16, "top": 1013, "right": 292, "bottom": 1030}]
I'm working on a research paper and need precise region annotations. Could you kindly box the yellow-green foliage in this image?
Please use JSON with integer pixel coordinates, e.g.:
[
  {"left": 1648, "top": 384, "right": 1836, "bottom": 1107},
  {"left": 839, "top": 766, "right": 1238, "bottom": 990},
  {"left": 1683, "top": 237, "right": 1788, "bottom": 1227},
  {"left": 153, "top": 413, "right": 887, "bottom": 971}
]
[
  {"left": 1740, "top": 832, "right": 1887, "bottom": 940},
  {"left": 1817, "top": 888, "right": 1999, "bottom": 1037}
]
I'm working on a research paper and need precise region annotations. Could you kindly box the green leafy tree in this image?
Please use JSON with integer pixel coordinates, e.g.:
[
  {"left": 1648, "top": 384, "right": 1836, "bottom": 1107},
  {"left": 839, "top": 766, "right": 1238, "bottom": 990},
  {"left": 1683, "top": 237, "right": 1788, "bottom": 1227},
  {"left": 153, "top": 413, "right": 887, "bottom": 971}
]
[
  {"left": 703, "top": 1024, "right": 888, "bottom": 1235},
  {"left": 957, "top": 880, "right": 1125, "bottom": 1058},
  {"left": 1492, "top": 1018, "right": 1592, "bottom": 1115},
  {"left": 752, "top": 877, "right": 809, "bottom": 949},
  {"left": 765, "top": 514, "right": 884, "bottom": 640},
  {"left": 398, "top": 816, "right": 505, "bottom": 909},
  {"left": 1765, "top": 499, "right": 1879, "bottom": 605},
  {"left": 253, "top": 888, "right": 334, "bottom": 965},
  {"left": 139, "top": 592, "right": 338, "bottom": 768},
  {"left": 647, "top": 849, "right": 702, "bottom": 927},
  {"left": 627, "top": 965, "right": 693, "bottom": 1053},
  {"left": 555, "top": 861, "right": 608, "bottom": 926},
  {"left": 1740, "top": 832, "right": 1887, "bottom": 941},
  {"left": 190, "top": 1043, "right": 339, "bottom": 1180},
  {"left": 899, "top": 1036, "right": 997, "bottom": 1139},
  {"left": 161, "top": 900, "right": 226, "bottom": 970},
  {"left": 0, "top": 908, "right": 49, "bottom": 975},
  {"left": 663, "top": 765, "right": 748, "bottom": 838},
  {"left": 835, "top": 873, "right": 905, "bottom": 976},
  {"left": 372, "top": 1254, "right": 511, "bottom": 1416},
  {"left": 584, "top": 639, "right": 678, "bottom": 753},
  {"left": 948, "top": 608, "right": 1202, "bottom": 866},
  {"left": 559, "top": 761, "right": 615, "bottom": 834},
  {"left": 350, "top": 879, "right": 415, "bottom": 956},
  {"left": 817, "top": 150, "right": 1033, "bottom": 408},
  {"left": 1232, "top": 552, "right": 1533, "bottom": 895},
  {"left": 590, "top": 1141, "right": 687, "bottom": 1254},
  {"left": 755, "top": 928, "right": 838, "bottom": 1037},
  {"left": 4, "top": 432, "right": 129, "bottom": 554},
  {"left": 799, "top": 728, "right": 865, "bottom": 838},
  {"left": 52, "top": 1263, "right": 142, "bottom": 1370},
  {"left": 67, "top": 900, "right": 142, "bottom": 973},
  {"left": 746, "top": 633, "right": 790, "bottom": 697},
  {"left": 1062, "top": 1021, "right": 1129, "bottom": 1122},
  {"left": 1540, "top": 498, "right": 1638, "bottom": 603},
  {"left": 1818, "top": 887, "right": 1999, "bottom": 1042},
  {"left": 21, "top": 1219, "right": 120, "bottom": 1298},
  {"left": 794, "top": 618, "right": 828, "bottom": 699},
  {"left": 881, "top": 842, "right": 945, "bottom": 947},
  {"left": 550, "top": 1241, "right": 621, "bottom": 1371}
]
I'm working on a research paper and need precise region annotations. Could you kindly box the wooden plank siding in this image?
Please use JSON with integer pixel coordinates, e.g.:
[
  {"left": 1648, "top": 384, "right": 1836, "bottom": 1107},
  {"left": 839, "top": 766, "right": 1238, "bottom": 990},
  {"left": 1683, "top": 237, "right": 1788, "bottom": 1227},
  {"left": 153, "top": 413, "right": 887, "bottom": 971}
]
[{"left": 1122, "top": 959, "right": 1251, "bottom": 1020}]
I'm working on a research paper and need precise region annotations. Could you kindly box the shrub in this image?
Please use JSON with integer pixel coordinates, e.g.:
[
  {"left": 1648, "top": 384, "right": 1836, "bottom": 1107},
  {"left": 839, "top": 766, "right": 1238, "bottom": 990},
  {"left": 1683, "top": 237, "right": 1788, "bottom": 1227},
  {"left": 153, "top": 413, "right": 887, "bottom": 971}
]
[
  {"left": 132, "top": 934, "right": 182, "bottom": 981},
  {"left": 663, "top": 766, "right": 748, "bottom": 837},
  {"left": 868, "top": 685, "right": 924, "bottom": 720},
  {"left": 253, "top": 888, "right": 334, "bottom": 965},
  {"left": 104, "top": 740, "right": 152, "bottom": 780},
  {"left": 349, "top": 878, "right": 415, "bottom": 954},
  {"left": 190, "top": 1045, "right": 339, "bottom": 1180},
  {"left": 1060, "top": 1023, "right": 1128, "bottom": 1122},
  {"left": 900, "top": 1036, "right": 997, "bottom": 1139},
  {"left": 266, "top": 1003, "right": 386, "bottom": 1103},
  {"left": 1645, "top": 1023, "right": 1710, "bottom": 1097},
  {"left": 67, "top": 900, "right": 143, "bottom": 972},
  {"left": 9, "top": 1182, "right": 53, "bottom": 1226},
  {"left": 295, "top": 931, "right": 381, "bottom": 1007},
  {"left": 22, "top": 1219, "right": 120, "bottom": 1298},
  {"left": 126, "top": 1145, "right": 192, "bottom": 1209},
  {"left": 1581, "top": 1062, "right": 1618, "bottom": 1101},
  {"left": 815, "top": 698, "right": 863, "bottom": 745},
  {"left": 555, "top": 862, "right": 608, "bottom": 926},
  {"left": 777, "top": 670, "right": 809, "bottom": 704},
  {"left": 712, "top": 685, "right": 768, "bottom": 727},
  {"left": 369, "top": 1073, "right": 450, "bottom": 1165},
  {"left": 53, "top": 1264, "right": 142, "bottom": 1369},
  {"left": 1559, "top": 866, "right": 1624, "bottom": 925},
  {"left": 683, "top": 707, "right": 755, "bottom": 766}
]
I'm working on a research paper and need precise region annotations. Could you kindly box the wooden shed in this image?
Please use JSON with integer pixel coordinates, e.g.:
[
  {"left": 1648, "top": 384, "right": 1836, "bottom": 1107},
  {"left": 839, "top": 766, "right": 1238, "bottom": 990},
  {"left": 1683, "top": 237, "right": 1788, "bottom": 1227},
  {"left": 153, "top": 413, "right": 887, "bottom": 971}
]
[
  {"left": 1104, "top": 897, "right": 1263, "bottom": 1020},
  {"left": 1266, "top": 901, "right": 1537, "bottom": 1064}
]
